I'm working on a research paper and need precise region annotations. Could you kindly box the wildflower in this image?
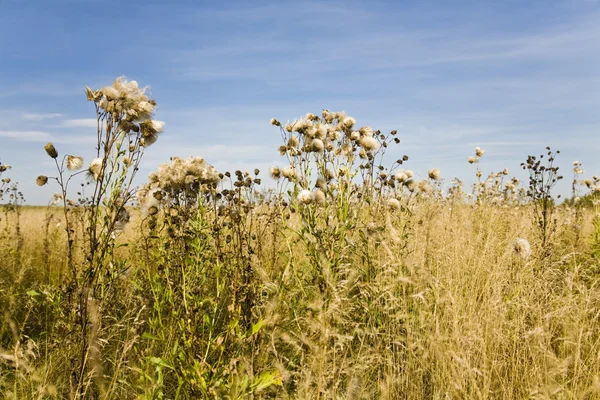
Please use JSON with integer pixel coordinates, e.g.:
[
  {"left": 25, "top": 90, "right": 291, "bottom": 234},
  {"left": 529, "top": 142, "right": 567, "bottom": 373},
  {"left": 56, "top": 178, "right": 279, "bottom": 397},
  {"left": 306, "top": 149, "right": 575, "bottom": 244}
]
[
  {"left": 287, "top": 136, "right": 300, "bottom": 148},
  {"left": 139, "top": 119, "right": 165, "bottom": 146},
  {"left": 417, "top": 180, "right": 432, "bottom": 194},
  {"left": 134, "top": 101, "right": 155, "bottom": 121},
  {"left": 395, "top": 171, "right": 408, "bottom": 183},
  {"left": 88, "top": 158, "right": 103, "bottom": 181},
  {"left": 573, "top": 160, "right": 580, "bottom": 166},
  {"left": 311, "top": 138, "right": 324, "bottom": 152},
  {"left": 502, "top": 168, "right": 509, "bottom": 175},
  {"left": 314, "top": 189, "right": 326, "bottom": 204},
  {"left": 428, "top": 168, "right": 441, "bottom": 180},
  {"left": 51, "top": 193, "right": 63, "bottom": 206},
  {"left": 281, "top": 167, "right": 297, "bottom": 181},
  {"left": 36, "top": 175, "right": 48, "bottom": 186},
  {"left": 277, "top": 145, "right": 287, "bottom": 155},
  {"left": 270, "top": 118, "right": 281, "bottom": 126},
  {"left": 514, "top": 238, "right": 531, "bottom": 259},
  {"left": 386, "top": 198, "right": 401, "bottom": 210},
  {"left": 405, "top": 170, "right": 414, "bottom": 178},
  {"left": 101, "top": 86, "right": 120, "bottom": 101},
  {"left": 298, "top": 189, "right": 314, "bottom": 204},
  {"left": 468, "top": 156, "right": 476, "bottom": 164},
  {"left": 0, "top": 164, "right": 10, "bottom": 172},
  {"left": 574, "top": 167, "right": 584, "bottom": 175},
  {"left": 270, "top": 166, "right": 281, "bottom": 179},
  {"left": 85, "top": 86, "right": 101, "bottom": 102},
  {"left": 359, "top": 126, "right": 374, "bottom": 137},
  {"left": 66, "top": 155, "right": 84, "bottom": 171},
  {"left": 2, "top": 178, "right": 11, "bottom": 183},
  {"left": 44, "top": 142, "right": 58, "bottom": 159},
  {"left": 475, "top": 147, "right": 485, "bottom": 157},
  {"left": 350, "top": 131, "right": 360, "bottom": 141},
  {"left": 359, "top": 136, "right": 379, "bottom": 151},
  {"left": 341, "top": 116, "right": 355, "bottom": 129}
]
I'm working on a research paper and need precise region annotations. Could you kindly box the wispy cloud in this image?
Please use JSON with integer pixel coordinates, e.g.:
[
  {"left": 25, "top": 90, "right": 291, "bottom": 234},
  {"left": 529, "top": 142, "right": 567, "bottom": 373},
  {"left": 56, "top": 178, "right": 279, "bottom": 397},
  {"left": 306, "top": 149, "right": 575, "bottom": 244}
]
[
  {"left": 0, "top": 130, "right": 50, "bottom": 142},
  {"left": 61, "top": 118, "right": 97, "bottom": 128},
  {"left": 22, "top": 112, "right": 63, "bottom": 120}
]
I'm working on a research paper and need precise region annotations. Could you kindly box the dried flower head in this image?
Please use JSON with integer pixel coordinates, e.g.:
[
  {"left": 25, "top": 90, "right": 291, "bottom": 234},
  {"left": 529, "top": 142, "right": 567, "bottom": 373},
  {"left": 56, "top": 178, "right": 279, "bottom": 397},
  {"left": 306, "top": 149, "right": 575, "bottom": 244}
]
[
  {"left": 514, "top": 238, "right": 531, "bottom": 259},
  {"left": 311, "top": 138, "right": 325, "bottom": 153},
  {"left": 36, "top": 175, "right": 49, "bottom": 186},
  {"left": 44, "top": 142, "right": 58, "bottom": 159},
  {"left": 314, "top": 189, "right": 326, "bottom": 204},
  {"left": 67, "top": 155, "right": 84, "bottom": 171},
  {"left": 475, "top": 147, "right": 485, "bottom": 157},
  {"left": 386, "top": 198, "right": 401, "bottom": 210},
  {"left": 359, "top": 136, "right": 379, "bottom": 151},
  {"left": 468, "top": 156, "right": 476, "bottom": 164},
  {"left": 88, "top": 158, "right": 103, "bottom": 181},
  {"left": 270, "top": 118, "right": 281, "bottom": 126},
  {"left": 298, "top": 189, "right": 314, "bottom": 205},
  {"left": 428, "top": 168, "right": 441, "bottom": 180},
  {"left": 281, "top": 167, "right": 297, "bottom": 181},
  {"left": 139, "top": 119, "right": 165, "bottom": 146},
  {"left": 270, "top": 166, "right": 281, "bottom": 179}
]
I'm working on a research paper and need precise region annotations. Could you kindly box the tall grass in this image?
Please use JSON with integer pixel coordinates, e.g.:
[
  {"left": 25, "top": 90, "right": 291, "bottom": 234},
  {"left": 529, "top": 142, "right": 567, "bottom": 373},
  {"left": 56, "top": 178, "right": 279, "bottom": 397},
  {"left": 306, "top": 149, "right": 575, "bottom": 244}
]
[{"left": 1, "top": 79, "right": 600, "bottom": 399}]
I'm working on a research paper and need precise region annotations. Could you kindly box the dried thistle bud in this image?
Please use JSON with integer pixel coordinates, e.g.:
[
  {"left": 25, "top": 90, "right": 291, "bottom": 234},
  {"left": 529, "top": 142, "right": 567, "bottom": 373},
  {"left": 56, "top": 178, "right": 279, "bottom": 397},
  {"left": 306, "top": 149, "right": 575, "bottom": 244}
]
[
  {"left": 428, "top": 168, "right": 441, "bottom": 180},
  {"left": 36, "top": 175, "right": 49, "bottom": 186},
  {"left": 270, "top": 118, "right": 281, "bottom": 126},
  {"left": 386, "top": 198, "right": 401, "bottom": 210},
  {"left": 270, "top": 166, "right": 281, "bottom": 179},
  {"left": 44, "top": 142, "right": 58, "bottom": 159}
]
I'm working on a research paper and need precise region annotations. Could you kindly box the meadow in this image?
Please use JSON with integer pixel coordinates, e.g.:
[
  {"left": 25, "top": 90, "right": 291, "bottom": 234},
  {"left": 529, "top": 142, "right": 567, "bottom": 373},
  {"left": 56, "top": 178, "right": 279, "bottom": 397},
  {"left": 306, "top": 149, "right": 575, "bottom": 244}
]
[{"left": 1, "top": 77, "right": 599, "bottom": 399}]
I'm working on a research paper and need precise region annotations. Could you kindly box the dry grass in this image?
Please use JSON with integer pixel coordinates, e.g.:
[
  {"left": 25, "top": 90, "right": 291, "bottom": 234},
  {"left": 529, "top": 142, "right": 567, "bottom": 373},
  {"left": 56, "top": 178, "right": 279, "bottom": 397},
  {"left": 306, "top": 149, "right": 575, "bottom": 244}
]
[{"left": 1, "top": 201, "right": 599, "bottom": 399}]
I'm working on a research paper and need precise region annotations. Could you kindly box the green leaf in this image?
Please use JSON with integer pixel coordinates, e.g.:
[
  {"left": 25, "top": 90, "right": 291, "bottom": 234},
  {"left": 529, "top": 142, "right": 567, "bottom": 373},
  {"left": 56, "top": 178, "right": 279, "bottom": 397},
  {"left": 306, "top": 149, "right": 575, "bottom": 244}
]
[
  {"left": 149, "top": 357, "right": 173, "bottom": 370},
  {"left": 142, "top": 332, "right": 161, "bottom": 341},
  {"left": 251, "top": 369, "right": 282, "bottom": 392},
  {"left": 249, "top": 319, "right": 265, "bottom": 337}
]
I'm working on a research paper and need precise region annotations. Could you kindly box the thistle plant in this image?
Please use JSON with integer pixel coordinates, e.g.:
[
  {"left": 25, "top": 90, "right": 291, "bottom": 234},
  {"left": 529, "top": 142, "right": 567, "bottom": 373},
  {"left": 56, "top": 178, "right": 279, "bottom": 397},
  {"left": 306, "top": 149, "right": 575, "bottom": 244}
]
[
  {"left": 0, "top": 161, "right": 12, "bottom": 201},
  {"left": 37, "top": 76, "right": 164, "bottom": 394},
  {"left": 270, "top": 111, "right": 406, "bottom": 290},
  {"left": 521, "top": 147, "right": 563, "bottom": 253},
  {"left": 469, "top": 146, "right": 485, "bottom": 203}
]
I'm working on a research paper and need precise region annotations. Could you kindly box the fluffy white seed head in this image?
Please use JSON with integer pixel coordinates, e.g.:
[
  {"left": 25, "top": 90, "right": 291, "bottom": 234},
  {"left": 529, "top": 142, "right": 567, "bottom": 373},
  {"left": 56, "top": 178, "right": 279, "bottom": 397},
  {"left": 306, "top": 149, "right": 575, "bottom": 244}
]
[
  {"left": 67, "top": 155, "right": 84, "bottom": 172},
  {"left": 428, "top": 168, "right": 441, "bottom": 180},
  {"left": 514, "top": 238, "right": 531, "bottom": 259},
  {"left": 298, "top": 189, "right": 314, "bottom": 205}
]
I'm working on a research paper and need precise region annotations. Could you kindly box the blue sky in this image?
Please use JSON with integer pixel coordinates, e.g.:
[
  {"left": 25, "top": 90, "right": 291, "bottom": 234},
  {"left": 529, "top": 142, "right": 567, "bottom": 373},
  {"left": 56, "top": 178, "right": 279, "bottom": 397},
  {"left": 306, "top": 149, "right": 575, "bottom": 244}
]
[{"left": 1, "top": 0, "right": 599, "bottom": 204}]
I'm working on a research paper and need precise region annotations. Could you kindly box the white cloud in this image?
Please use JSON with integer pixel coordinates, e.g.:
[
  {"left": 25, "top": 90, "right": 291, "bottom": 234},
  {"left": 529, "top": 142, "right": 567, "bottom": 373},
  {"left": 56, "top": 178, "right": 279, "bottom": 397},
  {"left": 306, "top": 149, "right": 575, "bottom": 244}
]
[
  {"left": 61, "top": 118, "right": 97, "bottom": 128},
  {"left": 0, "top": 130, "right": 50, "bottom": 142},
  {"left": 22, "top": 112, "right": 63, "bottom": 120}
]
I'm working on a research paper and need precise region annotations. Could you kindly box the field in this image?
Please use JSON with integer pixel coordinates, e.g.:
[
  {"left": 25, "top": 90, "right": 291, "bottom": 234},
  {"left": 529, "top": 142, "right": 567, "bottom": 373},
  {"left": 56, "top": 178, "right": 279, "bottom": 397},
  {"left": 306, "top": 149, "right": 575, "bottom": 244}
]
[{"left": 1, "top": 79, "right": 600, "bottom": 399}]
